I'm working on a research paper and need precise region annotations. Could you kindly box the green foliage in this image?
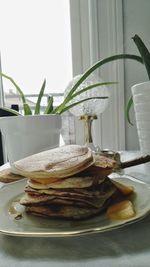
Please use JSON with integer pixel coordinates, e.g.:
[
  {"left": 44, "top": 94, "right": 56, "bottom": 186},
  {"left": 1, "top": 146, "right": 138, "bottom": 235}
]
[
  {"left": 0, "top": 106, "right": 21, "bottom": 116},
  {"left": 58, "top": 96, "right": 108, "bottom": 114},
  {"left": 125, "top": 96, "right": 133, "bottom": 126},
  {"left": 44, "top": 96, "right": 53, "bottom": 114},
  {"left": 125, "top": 35, "right": 150, "bottom": 124},
  {"left": 0, "top": 35, "right": 148, "bottom": 120},
  {"left": 0, "top": 72, "right": 116, "bottom": 115},
  {"left": 132, "top": 35, "right": 150, "bottom": 79},
  {"left": 34, "top": 79, "right": 46, "bottom": 115}
]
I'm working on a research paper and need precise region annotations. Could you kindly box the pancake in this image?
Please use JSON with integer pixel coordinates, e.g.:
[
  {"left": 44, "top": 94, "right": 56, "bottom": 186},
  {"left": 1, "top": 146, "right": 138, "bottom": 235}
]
[
  {"left": 20, "top": 174, "right": 134, "bottom": 220},
  {"left": 73, "top": 154, "right": 117, "bottom": 178},
  {"left": 25, "top": 205, "right": 104, "bottom": 220},
  {"left": 21, "top": 177, "right": 117, "bottom": 209},
  {"left": 18, "top": 145, "right": 134, "bottom": 220},
  {"left": 20, "top": 177, "right": 121, "bottom": 219},
  {"left": 27, "top": 175, "right": 106, "bottom": 189},
  {"left": 0, "top": 167, "right": 25, "bottom": 183},
  {"left": 13, "top": 145, "right": 94, "bottom": 179}
]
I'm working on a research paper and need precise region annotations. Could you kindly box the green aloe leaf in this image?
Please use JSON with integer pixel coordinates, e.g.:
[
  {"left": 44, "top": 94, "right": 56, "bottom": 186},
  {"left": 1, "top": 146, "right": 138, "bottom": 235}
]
[
  {"left": 0, "top": 73, "right": 33, "bottom": 115},
  {"left": 23, "top": 103, "right": 32, "bottom": 115},
  {"left": 65, "top": 54, "right": 143, "bottom": 104},
  {"left": 132, "top": 35, "right": 150, "bottom": 79},
  {"left": 57, "top": 96, "right": 108, "bottom": 114},
  {"left": 125, "top": 96, "right": 133, "bottom": 125},
  {"left": 70, "top": 82, "right": 117, "bottom": 100},
  {"left": 55, "top": 82, "right": 116, "bottom": 114},
  {"left": 44, "top": 96, "right": 53, "bottom": 114},
  {"left": 0, "top": 107, "right": 22, "bottom": 116},
  {"left": 34, "top": 79, "right": 46, "bottom": 115},
  {"left": 0, "top": 73, "right": 26, "bottom": 103},
  {"left": 126, "top": 35, "right": 150, "bottom": 125},
  {"left": 54, "top": 54, "right": 143, "bottom": 114}
]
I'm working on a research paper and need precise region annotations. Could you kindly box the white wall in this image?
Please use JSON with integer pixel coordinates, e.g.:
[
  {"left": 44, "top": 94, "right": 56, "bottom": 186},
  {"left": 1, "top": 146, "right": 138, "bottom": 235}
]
[{"left": 123, "top": 0, "right": 150, "bottom": 150}]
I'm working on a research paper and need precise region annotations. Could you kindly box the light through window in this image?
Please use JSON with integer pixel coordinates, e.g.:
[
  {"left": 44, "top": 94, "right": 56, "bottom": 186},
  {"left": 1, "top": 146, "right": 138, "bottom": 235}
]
[{"left": 0, "top": 0, "right": 73, "bottom": 109}]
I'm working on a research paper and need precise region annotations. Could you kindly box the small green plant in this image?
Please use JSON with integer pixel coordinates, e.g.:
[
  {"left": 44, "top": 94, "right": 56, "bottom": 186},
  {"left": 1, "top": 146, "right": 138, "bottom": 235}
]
[
  {"left": 0, "top": 34, "right": 147, "bottom": 119},
  {"left": 0, "top": 73, "right": 114, "bottom": 116}
]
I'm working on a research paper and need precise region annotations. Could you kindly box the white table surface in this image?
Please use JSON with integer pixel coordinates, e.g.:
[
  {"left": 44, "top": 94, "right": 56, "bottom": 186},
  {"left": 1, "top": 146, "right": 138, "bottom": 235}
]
[{"left": 0, "top": 151, "right": 150, "bottom": 267}]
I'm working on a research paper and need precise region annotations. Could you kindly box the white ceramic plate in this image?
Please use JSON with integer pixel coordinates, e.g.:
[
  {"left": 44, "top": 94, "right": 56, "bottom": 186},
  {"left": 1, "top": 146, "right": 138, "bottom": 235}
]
[{"left": 0, "top": 175, "right": 150, "bottom": 237}]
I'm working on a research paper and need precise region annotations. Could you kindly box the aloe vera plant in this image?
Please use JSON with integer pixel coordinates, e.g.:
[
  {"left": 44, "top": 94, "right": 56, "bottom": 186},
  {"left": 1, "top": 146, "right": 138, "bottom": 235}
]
[
  {"left": 0, "top": 73, "right": 112, "bottom": 115},
  {"left": 0, "top": 36, "right": 145, "bottom": 118},
  {"left": 125, "top": 34, "right": 150, "bottom": 124}
]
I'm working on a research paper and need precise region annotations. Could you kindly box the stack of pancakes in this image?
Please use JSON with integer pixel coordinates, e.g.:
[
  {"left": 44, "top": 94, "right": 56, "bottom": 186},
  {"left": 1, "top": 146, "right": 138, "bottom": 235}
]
[{"left": 12, "top": 145, "right": 134, "bottom": 220}]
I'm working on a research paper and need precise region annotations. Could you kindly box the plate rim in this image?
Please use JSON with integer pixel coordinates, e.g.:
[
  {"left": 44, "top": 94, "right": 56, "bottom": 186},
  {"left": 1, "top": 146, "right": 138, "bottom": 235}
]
[{"left": 0, "top": 175, "right": 150, "bottom": 237}]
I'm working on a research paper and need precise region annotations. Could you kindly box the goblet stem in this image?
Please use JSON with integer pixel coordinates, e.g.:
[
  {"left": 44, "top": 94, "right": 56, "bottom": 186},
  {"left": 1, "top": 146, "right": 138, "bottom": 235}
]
[{"left": 80, "top": 114, "right": 97, "bottom": 145}]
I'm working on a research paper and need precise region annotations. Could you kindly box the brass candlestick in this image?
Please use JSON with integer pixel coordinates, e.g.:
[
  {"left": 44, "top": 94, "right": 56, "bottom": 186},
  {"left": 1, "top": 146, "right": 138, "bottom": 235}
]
[{"left": 80, "top": 114, "right": 97, "bottom": 146}]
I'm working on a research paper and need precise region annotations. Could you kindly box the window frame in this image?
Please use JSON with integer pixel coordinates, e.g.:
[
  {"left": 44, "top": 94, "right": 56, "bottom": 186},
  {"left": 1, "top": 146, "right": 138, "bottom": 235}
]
[{"left": 69, "top": 0, "right": 125, "bottom": 150}]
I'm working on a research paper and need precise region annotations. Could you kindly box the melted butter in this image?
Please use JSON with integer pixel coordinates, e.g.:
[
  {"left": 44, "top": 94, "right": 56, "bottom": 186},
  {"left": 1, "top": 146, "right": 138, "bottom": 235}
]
[{"left": 9, "top": 200, "right": 25, "bottom": 220}]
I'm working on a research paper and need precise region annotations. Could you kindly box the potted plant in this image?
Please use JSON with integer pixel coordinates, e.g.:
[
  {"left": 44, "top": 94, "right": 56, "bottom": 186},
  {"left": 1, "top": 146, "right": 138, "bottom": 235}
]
[
  {"left": 0, "top": 69, "right": 115, "bottom": 164},
  {"left": 128, "top": 35, "right": 150, "bottom": 155},
  {"left": 0, "top": 35, "right": 146, "bottom": 164}
]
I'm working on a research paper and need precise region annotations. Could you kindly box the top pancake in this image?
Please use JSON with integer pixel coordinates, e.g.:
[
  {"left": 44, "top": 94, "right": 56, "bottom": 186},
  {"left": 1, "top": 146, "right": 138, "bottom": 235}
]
[{"left": 12, "top": 145, "right": 94, "bottom": 179}]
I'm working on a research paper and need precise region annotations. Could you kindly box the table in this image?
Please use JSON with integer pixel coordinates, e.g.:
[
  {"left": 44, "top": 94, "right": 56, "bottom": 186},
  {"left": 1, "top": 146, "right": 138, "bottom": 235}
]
[{"left": 0, "top": 151, "right": 150, "bottom": 267}]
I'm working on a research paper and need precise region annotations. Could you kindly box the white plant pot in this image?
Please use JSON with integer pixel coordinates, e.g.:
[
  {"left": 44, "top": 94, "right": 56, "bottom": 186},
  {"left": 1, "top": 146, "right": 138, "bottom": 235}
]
[
  {"left": 0, "top": 114, "right": 62, "bottom": 165},
  {"left": 132, "top": 81, "right": 150, "bottom": 155}
]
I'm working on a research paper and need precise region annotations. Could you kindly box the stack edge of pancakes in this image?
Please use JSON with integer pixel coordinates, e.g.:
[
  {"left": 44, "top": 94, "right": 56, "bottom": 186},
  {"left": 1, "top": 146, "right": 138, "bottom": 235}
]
[{"left": 13, "top": 145, "right": 134, "bottom": 220}]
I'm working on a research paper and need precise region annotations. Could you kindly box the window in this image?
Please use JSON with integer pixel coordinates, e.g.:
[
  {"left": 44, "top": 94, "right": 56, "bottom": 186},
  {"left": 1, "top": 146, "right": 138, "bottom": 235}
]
[
  {"left": 69, "top": 0, "right": 125, "bottom": 150},
  {"left": 0, "top": 0, "right": 126, "bottom": 151},
  {"left": 0, "top": 0, "right": 72, "bottom": 108}
]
